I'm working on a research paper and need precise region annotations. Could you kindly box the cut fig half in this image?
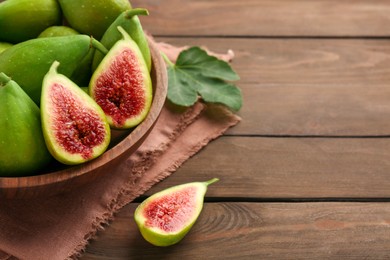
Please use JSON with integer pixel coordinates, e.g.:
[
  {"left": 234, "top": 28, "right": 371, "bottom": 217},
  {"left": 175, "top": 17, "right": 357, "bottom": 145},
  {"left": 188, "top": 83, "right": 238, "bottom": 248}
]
[
  {"left": 134, "top": 178, "right": 219, "bottom": 246},
  {"left": 89, "top": 26, "right": 153, "bottom": 129},
  {"left": 41, "top": 61, "right": 111, "bottom": 165}
]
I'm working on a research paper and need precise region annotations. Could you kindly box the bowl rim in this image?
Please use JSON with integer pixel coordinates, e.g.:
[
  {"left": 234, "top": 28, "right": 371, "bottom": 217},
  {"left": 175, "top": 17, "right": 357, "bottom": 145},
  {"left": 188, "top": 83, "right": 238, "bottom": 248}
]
[{"left": 0, "top": 38, "right": 168, "bottom": 191}]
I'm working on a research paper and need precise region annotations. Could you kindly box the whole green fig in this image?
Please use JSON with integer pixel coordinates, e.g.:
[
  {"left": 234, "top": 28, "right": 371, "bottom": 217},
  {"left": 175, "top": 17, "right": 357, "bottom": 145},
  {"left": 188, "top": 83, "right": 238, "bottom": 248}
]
[
  {"left": 58, "top": 0, "right": 132, "bottom": 40},
  {"left": 0, "top": 35, "right": 107, "bottom": 104},
  {"left": 0, "top": 0, "right": 62, "bottom": 43},
  {"left": 0, "top": 73, "right": 52, "bottom": 176},
  {"left": 37, "top": 26, "right": 93, "bottom": 87},
  {"left": 38, "top": 26, "right": 79, "bottom": 38}
]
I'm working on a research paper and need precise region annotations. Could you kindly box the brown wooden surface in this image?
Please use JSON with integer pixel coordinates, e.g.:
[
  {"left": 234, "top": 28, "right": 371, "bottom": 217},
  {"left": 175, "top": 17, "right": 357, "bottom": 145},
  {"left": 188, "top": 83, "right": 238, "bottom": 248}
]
[
  {"left": 84, "top": 203, "right": 390, "bottom": 259},
  {"left": 156, "top": 38, "right": 390, "bottom": 136},
  {"left": 82, "top": 0, "right": 390, "bottom": 259},
  {"left": 135, "top": 0, "right": 390, "bottom": 37}
]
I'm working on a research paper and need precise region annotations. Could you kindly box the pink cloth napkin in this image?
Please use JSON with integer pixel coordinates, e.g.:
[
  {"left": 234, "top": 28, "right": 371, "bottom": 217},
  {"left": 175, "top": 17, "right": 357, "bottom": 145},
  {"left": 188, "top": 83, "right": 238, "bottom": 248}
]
[{"left": 0, "top": 41, "right": 241, "bottom": 260}]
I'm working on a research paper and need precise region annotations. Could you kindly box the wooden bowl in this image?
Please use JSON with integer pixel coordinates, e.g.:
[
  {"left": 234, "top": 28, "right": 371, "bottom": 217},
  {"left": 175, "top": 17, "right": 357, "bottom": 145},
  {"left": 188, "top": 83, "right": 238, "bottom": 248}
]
[{"left": 0, "top": 38, "right": 168, "bottom": 199}]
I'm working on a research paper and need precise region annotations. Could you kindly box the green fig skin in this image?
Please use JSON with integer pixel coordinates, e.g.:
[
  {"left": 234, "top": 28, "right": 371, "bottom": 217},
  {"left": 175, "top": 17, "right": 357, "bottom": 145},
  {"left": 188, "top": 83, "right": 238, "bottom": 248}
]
[
  {"left": 58, "top": 0, "right": 132, "bottom": 40},
  {"left": 41, "top": 61, "right": 111, "bottom": 165},
  {"left": 80, "top": 86, "right": 89, "bottom": 94},
  {"left": 0, "top": 35, "right": 107, "bottom": 105},
  {"left": 38, "top": 26, "right": 79, "bottom": 38},
  {"left": 37, "top": 26, "right": 96, "bottom": 87},
  {"left": 0, "top": 42, "right": 12, "bottom": 54},
  {"left": 70, "top": 47, "right": 95, "bottom": 87},
  {"left": 134, "top": 178, "right": 219, "bottom": 247},
  {"left": 0, "top": 0, "right": 62, "bottom": 43},
  {"left": 37, "top": 26, "right": 95, "bottom": 86},
  {"left": 92, "top": 8, "right": 151, "bottom": 72},
  {"left": 0, "top": 72, "right": 52, "bottom": 176},
  {"left": 89, "top": 26, "right": 153, "bottom": 129}
]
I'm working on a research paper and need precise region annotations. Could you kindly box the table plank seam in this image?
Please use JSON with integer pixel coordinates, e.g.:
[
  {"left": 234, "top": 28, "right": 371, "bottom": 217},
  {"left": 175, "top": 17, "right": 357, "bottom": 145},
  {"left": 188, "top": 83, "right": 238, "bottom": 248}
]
[
  {"left": 223, "top": 134, "right": 390, "bottom": 138},
  {"left": 132, "top": 196, "right": 390, "bottom": 204},
  {"left": 154, "top": 35, "right": 390, "bottom": 40}
]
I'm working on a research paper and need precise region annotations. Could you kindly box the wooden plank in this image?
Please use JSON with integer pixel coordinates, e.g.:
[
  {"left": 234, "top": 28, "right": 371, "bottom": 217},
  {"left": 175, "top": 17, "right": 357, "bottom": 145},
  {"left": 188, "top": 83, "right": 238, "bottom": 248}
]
[
  {"left": 143, "top": 136, "right": 390, "bottom": 198},
  {"left": 156, "top": 37, "right": 390, "bottom": 136},
  {"left": 233, "top": 83, "right": 390, "bottom": 136},
  {"left": 82, "top": 202, "right": 390, "bottom": 259},
  {"left": 132, "top": 0, "right": 390, "bottom": 37},
  {"left": 156, "top": 37, "right": 390, "bottom": 85}
]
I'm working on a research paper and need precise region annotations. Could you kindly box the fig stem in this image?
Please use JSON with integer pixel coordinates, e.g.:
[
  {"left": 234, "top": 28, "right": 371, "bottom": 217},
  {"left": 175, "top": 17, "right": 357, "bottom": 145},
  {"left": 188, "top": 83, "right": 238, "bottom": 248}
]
[
  {"left": 0, "top": 72, "right": 11, "bottom": 87},
  {"left": 117, "top": 26, "right": 130, "bottom": 41},
  {"left": 91, "top": 38, "right": 108, "bottom": 55},
  {"left": 204, "top": 178, "right": 219, "bottom": 186},
  {"left": 124, "top": 8, "right": 149, "bottom": 18},
  {"left": 49, "top": 60, "right": 60, "bottom": 75},
  {"left": 161, "top": 51, "right": 175, "bottom": 67}
]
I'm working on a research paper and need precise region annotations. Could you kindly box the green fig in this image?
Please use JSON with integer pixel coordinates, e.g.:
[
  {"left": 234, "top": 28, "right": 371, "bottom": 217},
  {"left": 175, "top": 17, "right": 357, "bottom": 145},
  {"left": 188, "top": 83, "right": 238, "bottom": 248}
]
[
  {"left": 0, "top": 0, "right": 62, "bottom": 43},
  {"left": 0, "top": 35, "right": 107, "bottom": 104},
  {"left": 69, "top": 48, "right": 96, "bottom": 87},
  {"left": 41, "top": 61, "right": 111, "bottom": 165},
  {"left": 134, "top": 178, "right": 219, "bottom": 247},
  {"left": 0, "top": 42, "right": 12, "bottom": 54},
  {"left": 58, "top": 0, "right": 132, "bottom": 40},
  {"left": 0, "top": 72, "right": 52, "bottom": 176},
  {"left": 37, "top": 26, "right": 96, "bottom": 87},
  {"left": 89, "top": 26, "right": 153, "bottom": 129},
  {"left": 92, "top": 8, "right": 151, "bottom": 72},
  {"left": 38, "top": 26, "right": 79, "bottom": 38}
]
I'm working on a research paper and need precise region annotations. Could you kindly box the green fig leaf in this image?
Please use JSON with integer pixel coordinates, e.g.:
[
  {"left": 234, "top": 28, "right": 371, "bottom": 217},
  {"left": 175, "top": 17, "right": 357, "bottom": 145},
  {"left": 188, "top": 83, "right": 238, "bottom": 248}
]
[
  {"left": 176, "top": 46, "right": 240, "bottom": 81},
  {"left": 167, "top": 65, "right": 198, "bottom": 107},
  {"left": 165, "top": 46, "right": 242, "bottom": 112}
]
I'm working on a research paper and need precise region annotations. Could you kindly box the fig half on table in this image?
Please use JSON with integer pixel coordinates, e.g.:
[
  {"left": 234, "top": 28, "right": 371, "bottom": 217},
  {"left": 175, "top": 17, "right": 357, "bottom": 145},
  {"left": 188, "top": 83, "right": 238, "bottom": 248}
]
[{"left": 134, "top": 178, "right": 219, "bottom": 246}]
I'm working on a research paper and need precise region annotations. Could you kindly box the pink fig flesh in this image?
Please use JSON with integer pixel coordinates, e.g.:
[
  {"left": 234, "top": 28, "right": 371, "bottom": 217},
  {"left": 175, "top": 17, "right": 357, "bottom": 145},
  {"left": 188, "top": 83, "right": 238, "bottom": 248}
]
[
  {"left": 90, "top": 26, "right": 152, "bottom": 129},
  {"left": 143, "top": 186, "right": 198, "bottom": 233},
  {"left": 49, "top": 84, "right": 108, "bottom": 159},
  {"left": 134, "top": 178, "right": 219, "bottom": 246},
  {"left": 41, "top": 61, "right": 110, "bottom": 165}
]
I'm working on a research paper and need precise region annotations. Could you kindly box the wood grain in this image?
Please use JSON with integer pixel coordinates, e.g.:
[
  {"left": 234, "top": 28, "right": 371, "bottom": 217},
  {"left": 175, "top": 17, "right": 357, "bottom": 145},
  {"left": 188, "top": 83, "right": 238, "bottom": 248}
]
[
  {"left": 156, "top": 37, "right": 390, "bottom": 85},
  {"left": 143, "top": 136, "right": 390, "bottom": 199},
  {"left": 233, "top": 83, "right": 390, "bottom": 136},
  {"left": 82, "top": 202, "right": 390, "bottom": 259},
  {"left": 155, "top": 37, "right": 390, "bottom": 136},
  {"left": 132, "top": 0, "right": 390, "bottom": 37},
  {"left": 82, "top": 1, "right": 390, "bottom": 259}
]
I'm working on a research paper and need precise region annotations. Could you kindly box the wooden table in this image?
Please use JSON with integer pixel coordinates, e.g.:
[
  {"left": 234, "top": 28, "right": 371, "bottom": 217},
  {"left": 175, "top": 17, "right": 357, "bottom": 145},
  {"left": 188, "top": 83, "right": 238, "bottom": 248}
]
[{"left": 82, "top": 1, "right": 390, "bottom": 258}]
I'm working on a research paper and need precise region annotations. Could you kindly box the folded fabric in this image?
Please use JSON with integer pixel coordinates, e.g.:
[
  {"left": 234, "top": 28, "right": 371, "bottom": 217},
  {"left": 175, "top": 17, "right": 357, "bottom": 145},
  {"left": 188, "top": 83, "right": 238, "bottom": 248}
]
[{"left": 0, "top": 41, "right": 241, "bottom": 260}]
